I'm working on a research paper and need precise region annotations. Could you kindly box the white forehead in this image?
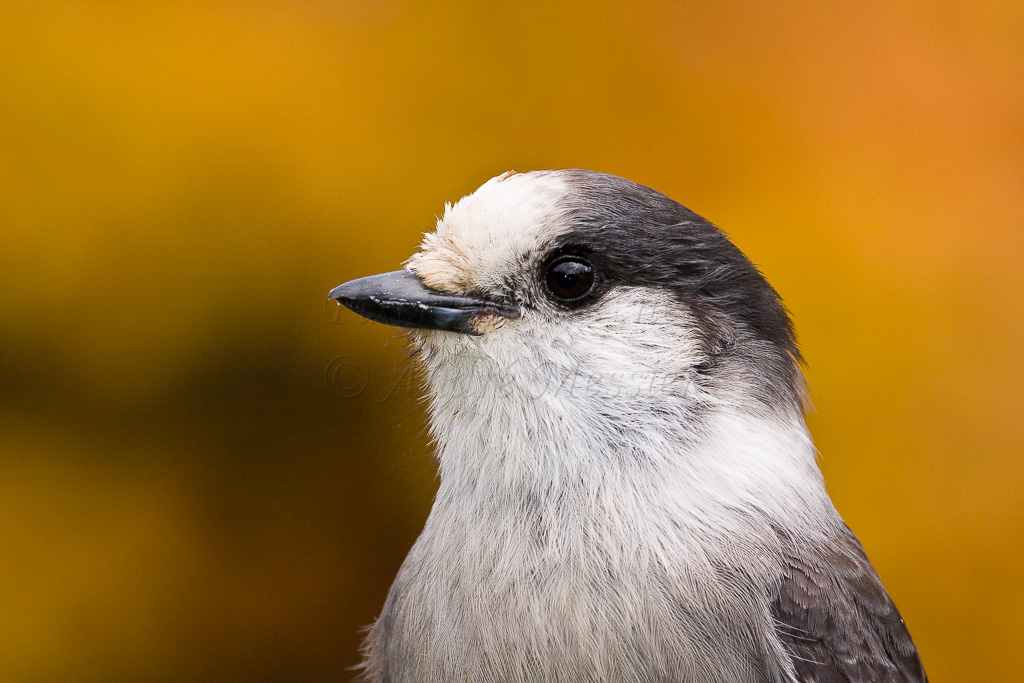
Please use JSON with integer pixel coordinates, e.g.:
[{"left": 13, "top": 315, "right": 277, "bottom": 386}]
[{"left": 407, "top": 171, "right": 569, "bottom": 294}]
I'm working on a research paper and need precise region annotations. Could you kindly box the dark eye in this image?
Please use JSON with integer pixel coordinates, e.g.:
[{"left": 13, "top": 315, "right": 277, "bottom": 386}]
[{"left": 544, "top": 256, "right": 596, "bottom": 302}]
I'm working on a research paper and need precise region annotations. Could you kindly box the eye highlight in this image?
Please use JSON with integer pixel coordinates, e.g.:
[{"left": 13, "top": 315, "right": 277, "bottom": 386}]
[{"left": 544, "top": 255, "right": 596, "bottom": 303}]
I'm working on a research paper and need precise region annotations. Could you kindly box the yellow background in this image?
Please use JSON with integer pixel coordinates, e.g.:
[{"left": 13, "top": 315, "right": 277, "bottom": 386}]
[{"left": 1, "top": 2, "right": 1021, "bottom": 681}]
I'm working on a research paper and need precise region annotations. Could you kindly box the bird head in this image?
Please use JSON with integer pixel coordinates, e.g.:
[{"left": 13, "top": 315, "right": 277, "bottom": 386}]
[
  {"left": 331, "top": 170, "right": 802, "bottom": 420},
  {"left": 333, "top": 169, "right": 822, "bottom": 521}
]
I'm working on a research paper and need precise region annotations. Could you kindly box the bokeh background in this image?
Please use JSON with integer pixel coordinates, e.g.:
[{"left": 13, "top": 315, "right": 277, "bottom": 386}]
[{"left": 1, "top": 1, "right": 1021, "bottom": 681}]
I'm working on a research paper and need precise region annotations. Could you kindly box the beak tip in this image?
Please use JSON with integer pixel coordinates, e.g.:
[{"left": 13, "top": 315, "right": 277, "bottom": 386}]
[{"left": 327, "top": 282, "right": 353, "bottom": 303}]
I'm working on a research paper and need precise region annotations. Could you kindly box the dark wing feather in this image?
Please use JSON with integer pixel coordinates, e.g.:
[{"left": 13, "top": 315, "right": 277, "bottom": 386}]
[{"left": 771, "top": 524, "right": 927, "bottom": 682}]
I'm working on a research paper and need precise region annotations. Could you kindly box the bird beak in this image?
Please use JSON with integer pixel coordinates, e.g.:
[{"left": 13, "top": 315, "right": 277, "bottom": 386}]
[{"left": 328, "top": 270, "right": 520, "bottom": 336}]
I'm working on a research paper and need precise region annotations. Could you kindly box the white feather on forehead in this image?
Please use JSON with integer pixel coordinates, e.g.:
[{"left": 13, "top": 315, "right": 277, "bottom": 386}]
[{"left": 406, "top": 170, "right": 568, "bottom": 295}]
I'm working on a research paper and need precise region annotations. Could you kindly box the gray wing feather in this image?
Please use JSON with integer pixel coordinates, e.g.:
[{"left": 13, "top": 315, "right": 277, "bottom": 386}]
[{"left": 771, "top": 524, "right": 927, "bottom": 683}]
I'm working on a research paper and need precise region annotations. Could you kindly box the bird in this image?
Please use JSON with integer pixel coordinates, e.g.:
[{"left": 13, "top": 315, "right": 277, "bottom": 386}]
[{"left": 328, "top": 169, "right": 927, "bottom": 683}]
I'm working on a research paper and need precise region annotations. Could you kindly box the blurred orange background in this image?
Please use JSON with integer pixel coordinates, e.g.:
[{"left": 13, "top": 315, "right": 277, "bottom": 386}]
[{"left": 1, "top": 1, "right": 1021, "bottom": 681}]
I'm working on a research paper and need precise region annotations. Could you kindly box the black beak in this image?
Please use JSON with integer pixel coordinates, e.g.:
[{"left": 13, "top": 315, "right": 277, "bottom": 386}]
[{"left": 328, "top": 270, "right": 520, "bottom": 336}]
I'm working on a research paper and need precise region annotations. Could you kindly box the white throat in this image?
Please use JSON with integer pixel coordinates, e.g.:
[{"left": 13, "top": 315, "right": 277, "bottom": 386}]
[{"left": 412, "top": 290, "right": 832, "bottom": 539}]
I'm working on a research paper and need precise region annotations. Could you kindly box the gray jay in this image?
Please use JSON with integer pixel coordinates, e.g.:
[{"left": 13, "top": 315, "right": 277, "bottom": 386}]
[{"left": 329, "top": 170, "right": 927, "bottom": 682}]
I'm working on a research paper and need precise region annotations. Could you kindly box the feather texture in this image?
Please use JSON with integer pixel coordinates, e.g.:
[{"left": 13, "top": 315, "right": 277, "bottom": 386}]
[{"left": 772, "top": 525, "right": 927, "bottom": 682}]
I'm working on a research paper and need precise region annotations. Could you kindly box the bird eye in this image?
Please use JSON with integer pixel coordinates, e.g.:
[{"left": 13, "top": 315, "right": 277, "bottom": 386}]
[{"left": 544, "top": 256, "right": 596, "bottom": 303}]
